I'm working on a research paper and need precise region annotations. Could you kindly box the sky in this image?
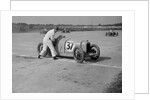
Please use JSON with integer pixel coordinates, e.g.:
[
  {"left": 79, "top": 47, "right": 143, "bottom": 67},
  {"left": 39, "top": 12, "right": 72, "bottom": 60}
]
[{"left": 12, "top": 16, "right": 122, "bottom": 25}]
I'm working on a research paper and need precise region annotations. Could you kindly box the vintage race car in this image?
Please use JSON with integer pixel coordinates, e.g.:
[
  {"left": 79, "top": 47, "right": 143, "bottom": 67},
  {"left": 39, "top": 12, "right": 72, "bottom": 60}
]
[
  {"left": 105, "top": 31, "right": 118, "bottom": 37},
  {"left": 37, "top": 35, "right": 100, "bottom": 63},
  {"left": 61, "top": 29, "right": 71, "bottom": 33}
]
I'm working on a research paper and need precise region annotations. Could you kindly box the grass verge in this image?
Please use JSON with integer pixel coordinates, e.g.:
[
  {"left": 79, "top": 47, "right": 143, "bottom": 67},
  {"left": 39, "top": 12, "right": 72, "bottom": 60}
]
[{"left": 103, "top": 72, "right": 122, "bottom": 93}]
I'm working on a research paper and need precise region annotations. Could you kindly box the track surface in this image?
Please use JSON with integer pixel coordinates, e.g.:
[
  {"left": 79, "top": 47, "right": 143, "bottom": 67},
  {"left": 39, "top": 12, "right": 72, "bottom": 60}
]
[{"left": 12, "top": 31, "right": 122, "bottom": 93}]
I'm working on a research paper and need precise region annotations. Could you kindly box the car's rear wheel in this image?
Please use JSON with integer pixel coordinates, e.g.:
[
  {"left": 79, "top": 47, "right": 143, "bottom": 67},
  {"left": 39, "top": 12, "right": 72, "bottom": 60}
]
[
  {"left": 90, "top": 44, "right": 100, "bottom": 60},
  {"left": 37, "top": 42, "right": 51, "bottom": 57},
  {"left": 73, "top": 47, "right": 84, "bottom": 63}
]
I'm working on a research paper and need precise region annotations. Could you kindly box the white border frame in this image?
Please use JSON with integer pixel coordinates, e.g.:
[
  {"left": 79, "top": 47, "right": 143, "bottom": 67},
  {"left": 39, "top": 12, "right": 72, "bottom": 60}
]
[
  {"left": 0, "top": 10, "right": 134, "bottom": 100},
  {"left": 0, "top": 0, "right": 10, "bottom": 10},
  {"left": 10, "top": 0, "right": 149, "bottom": 94}
]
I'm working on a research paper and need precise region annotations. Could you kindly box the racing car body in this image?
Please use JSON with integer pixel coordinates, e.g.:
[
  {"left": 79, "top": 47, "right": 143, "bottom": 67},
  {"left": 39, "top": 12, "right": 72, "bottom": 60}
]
[
  {"left": 61, "top": 29, "right": 70, "bottom": 33},
  {"left": 37, "top": 35, "right": 100, "bottom": 63},
  {"left": 105, "top": 30, "right": 118, "bottom": 37}
]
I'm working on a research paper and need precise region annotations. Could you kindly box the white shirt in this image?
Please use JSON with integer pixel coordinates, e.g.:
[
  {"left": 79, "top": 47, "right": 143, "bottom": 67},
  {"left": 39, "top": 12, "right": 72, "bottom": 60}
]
[{"left": 44, "top": 29, "right": 55, "bottom": 41}]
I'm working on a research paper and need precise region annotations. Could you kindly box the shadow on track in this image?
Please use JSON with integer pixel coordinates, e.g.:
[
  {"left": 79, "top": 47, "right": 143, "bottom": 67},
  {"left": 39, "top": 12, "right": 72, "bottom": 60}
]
[
  {"left": 58, "top": 55, "right": 111, "bottom": 63},
  {"left": 57, "top": 55, "right": 74, "bottom": 59},
  {"left": 85, "top": 56, "right": 111, "bottom": 63},
  {"left": 99, "top": 57, "right": 111, "bottom": 61}
]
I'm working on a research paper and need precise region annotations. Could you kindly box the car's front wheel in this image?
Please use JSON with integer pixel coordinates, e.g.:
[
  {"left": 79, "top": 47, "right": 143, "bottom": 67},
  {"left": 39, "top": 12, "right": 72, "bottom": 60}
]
[{"left": 73, "top": 46, "right": 84, "bottom": 63}]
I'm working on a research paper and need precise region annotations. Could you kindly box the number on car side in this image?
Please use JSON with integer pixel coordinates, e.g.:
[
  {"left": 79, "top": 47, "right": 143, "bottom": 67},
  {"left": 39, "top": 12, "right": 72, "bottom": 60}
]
[{"left": 66, "top": 41, "right": 74, "bottom": 52}]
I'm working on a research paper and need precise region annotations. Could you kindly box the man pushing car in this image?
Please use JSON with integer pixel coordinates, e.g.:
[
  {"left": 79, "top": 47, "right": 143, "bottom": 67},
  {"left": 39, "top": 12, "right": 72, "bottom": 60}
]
[{"left": 38, "top": 27, "right": 59, "bottom": 60}]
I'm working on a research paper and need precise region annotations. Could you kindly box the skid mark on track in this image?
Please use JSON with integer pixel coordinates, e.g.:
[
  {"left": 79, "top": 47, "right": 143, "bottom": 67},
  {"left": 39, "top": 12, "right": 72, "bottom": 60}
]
[
  {"left": 13, "top": 54, "right": 121, "bottom": 69},
  {"left": 15, "top": 55, "right": 37, "bottom": 59},
  {"left": 14, "top": 54, "right": 37, "bottom": 59}
]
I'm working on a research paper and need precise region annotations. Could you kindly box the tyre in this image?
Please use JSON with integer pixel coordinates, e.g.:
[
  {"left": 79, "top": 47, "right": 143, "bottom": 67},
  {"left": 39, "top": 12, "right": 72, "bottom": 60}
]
[
  {"left": 37, "top": 42, "right": 47, "bottom": 57},
  {"left": 113, "top": 32, "right": 115, "bottom": 36},
  {"left": 73, "top": 46, "right": 85, "bottom": 63},
  {"left": 116, "top": 32, "right": 118, "bottom": 36},
  {"left": 90, "top": 44, "right": 100, "bottom": 60},
  {"left": 105, "top": 32, "right": 108, "bottom": 36}
]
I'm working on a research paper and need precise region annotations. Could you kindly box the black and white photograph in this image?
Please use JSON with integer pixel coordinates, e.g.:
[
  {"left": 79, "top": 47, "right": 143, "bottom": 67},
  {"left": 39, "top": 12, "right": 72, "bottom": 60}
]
[
  {"left": 12, "top": 16, "right": 122, "bottom": 93},
  {"left": 2, "top": 0, "right": 149, "bottom": 99}
]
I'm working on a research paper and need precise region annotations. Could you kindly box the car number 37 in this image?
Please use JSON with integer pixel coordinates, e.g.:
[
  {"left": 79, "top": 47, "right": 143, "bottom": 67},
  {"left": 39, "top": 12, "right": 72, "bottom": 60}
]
[{"left": 66, "top": 41, "right": 75, "bottom": 52}]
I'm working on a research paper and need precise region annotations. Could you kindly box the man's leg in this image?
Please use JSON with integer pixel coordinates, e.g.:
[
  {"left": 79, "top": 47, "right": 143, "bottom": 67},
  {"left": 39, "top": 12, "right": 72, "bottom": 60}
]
[
  {"left": 38, "top": 42, "right": 47, "bottom": 58},
  {"left": 46, "top": 40, "right": 57, "bottom": 58}
]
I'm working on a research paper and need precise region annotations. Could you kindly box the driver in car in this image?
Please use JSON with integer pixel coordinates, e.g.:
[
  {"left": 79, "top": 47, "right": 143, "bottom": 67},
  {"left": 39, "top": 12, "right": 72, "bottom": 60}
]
[{"left": 38, "top": 27, "right": 59, "bottom": 60}]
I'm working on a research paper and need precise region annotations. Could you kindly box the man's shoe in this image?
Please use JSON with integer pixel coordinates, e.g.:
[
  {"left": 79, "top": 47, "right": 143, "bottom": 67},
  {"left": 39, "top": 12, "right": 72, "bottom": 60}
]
[
  {"left": 55, "top": 55, "right": 59, "bottom": 57},
  {"left": 38, "top": 55, "right": 41, "bottom": 59},
  {"left": 53, "top": 57, "right": 58, "bottom": 60}
]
